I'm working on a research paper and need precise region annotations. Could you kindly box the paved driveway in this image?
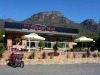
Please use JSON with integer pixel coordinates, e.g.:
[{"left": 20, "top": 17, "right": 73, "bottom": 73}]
[{"left": 0, "top": 64, "right": 100, "bottom": 75}]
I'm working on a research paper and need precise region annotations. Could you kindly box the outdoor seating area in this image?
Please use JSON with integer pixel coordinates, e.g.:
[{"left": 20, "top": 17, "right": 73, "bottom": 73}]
[{"left": 2, "top": 35, "right": 99, "bottom": 61}]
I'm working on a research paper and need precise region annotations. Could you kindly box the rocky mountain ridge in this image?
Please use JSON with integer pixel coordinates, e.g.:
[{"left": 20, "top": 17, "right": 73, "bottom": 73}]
[{"left": 81, "top": 19, "right": 100, "bottom": 34}]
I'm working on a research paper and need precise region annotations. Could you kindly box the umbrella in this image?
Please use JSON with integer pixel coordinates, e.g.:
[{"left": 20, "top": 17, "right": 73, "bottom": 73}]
[
  {"left": 22, "top": 33, "right": 45, "bottom": 52},
  {"left": 74, "top": 36, "right": 93, "bottom": 48},
  {"left": 22, "top": 33, "right": 45, "bottom": 40},
  {"left": 74, "top": 36, "right": 93, "bottom": 42}
]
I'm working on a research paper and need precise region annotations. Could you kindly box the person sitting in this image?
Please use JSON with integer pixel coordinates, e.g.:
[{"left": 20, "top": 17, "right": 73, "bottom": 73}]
[{"left": 10, "top": 52, "right": 16, "bottom": 63}]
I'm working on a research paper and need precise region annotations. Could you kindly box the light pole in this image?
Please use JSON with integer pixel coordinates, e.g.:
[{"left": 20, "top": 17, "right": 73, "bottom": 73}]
[
  {"left": 93, "top": 41, "right": 95, "bottom": 50},
  {"left": 3, "top": 35, "right": 5, "bottom": 48}
]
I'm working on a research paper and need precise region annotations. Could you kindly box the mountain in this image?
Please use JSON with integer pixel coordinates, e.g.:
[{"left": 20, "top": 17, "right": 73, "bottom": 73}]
[
  {"left": 81, "top": 19, "right": 97, "bottom": 25},
  {"left": 23, "top": 11, "right": 73, "bottom": 27},
  {"left": 80, "top": 19, "right": 100, "bottom": 34},
  {"left": 0, "top": 11, "right": 100, "bottom": 34},
  {"left": 0, "top": 19, "right": 4, "bottom": 30},
  {"left": 0, "top": 18, "right": 17, "bottom": 30},
  {"left": 5, "top": 18, "right": 17, "bottom": 22},
  {"left": 23, "top": 11, "right": 98, "bottom": 34}
]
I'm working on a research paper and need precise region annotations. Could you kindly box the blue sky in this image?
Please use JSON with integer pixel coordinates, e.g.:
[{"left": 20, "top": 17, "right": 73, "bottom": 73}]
[{"left": 0, "top": 0, "right": 100, "bottom": 23}]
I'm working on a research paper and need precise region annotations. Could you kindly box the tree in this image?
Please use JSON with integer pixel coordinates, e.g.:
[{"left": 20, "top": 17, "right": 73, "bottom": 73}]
[
  {"left": 97, "top": 35, "right": 100, "bottom": 51},
  {"left": 0, "top": 30, "right": 5, "bottom": 59},
  {"left": 0, "top": 43, "right": 5, "bottom": 58},
  {"left": 38, "top": 40, "right": 45, "bottom": 51},
  {"left": 53, "top": 41, "right": 61, "bottom": 52},
  {"left": 0, "top": 30, "right": 4, "bottom": 41},
  {"left": 14, "top": 37, "right": 21, "bottom": 44}
]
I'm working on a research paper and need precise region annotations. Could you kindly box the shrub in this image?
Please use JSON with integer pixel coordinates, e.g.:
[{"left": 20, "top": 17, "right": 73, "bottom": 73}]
[
  {"left": 14, "top": 37, "right": 21, "bottom": 44},
  {"left": 98, "top": 53, "right": 100, "bottom": 57},
  {"left": 48, "top": 52, "right": 59, "bottom": 56},
  {"left": 50, "top": 53, "right": 54, "bottom": 59},
  {"left": 82, "top": 53, "right": 87, "bottom": 58},
  {"left": 93, "top": 53, "right": 100, "bottom": 57},
  {"left": 42, "top": 51, "right": 46, "bottom": 59},
  {"left": 93, "top": 53, "right": 97, "bottom": 58},
  {"left": 53, "top": 52, "right": 59, "bottom": 56},
  {"left": 53, "top": 41, "right": 61, "bottom": 52},
  {"left": 30, "top": 50, "right": 36, "bottom": 59},
  {"left": 38, "top": 40, "right": 45, "bottom": 51},
  {"left": 86, "top": 49, "right": 91, "bottom": 57}
]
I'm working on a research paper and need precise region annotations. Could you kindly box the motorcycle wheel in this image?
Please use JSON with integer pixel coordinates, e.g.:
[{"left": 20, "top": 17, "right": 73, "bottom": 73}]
[
  {"left": 20, "top": 61, "right": 24, "bottom": 68},
  {"left": 14, "top": 63, "right": 17, "bottom": 68},
  {"left": 7, "top": 62, "right": 11, "bottom": 66}
]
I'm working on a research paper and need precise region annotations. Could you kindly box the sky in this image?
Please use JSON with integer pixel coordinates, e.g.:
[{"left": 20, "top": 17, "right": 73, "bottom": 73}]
[{"left": 0, "top": 0, "right": 100, "bottom": 23}]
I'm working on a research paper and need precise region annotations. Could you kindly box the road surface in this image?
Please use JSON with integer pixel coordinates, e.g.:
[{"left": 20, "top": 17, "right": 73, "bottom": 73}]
[{"left": 0, "top": 64, "right": 100, "bottom": 75}]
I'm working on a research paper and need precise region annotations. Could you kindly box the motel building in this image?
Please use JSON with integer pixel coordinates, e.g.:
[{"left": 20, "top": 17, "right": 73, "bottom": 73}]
[{"left": 4, "top": 22, "right": 78, "bottom": 52}]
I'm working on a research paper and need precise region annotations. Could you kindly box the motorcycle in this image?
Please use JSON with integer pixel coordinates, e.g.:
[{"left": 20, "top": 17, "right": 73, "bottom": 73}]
[{"left": 7, "top": 52, "right": 24, "bottom": 68}]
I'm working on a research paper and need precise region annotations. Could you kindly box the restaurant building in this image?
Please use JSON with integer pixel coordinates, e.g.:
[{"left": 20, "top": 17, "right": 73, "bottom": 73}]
[{"left": 4, "top": 22, "right": 78, "bottom": 52}]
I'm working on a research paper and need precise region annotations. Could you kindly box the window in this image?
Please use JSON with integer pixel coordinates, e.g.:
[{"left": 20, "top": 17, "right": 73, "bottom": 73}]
[
  {"left": 58, "top": 37, "right": 69, "bottom": 48},
  {"left": 45, "top": 37, "right": 55, "bottom": 42},
  {"left": 45, "top": 37, "right": 55, "bottom": 48},
  {"left": 27, "top": 41, "right": 36, "bottom": 47}
]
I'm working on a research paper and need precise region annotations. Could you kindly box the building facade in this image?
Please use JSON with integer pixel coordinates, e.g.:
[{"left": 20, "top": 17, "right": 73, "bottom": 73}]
[{"left": 4, "top": 22, "right": 78, "bottom": 52}]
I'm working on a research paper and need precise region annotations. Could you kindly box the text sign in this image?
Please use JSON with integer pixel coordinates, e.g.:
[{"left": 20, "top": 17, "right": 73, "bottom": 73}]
[{"left": 24, "top": 24, "right": 55, "bottom": 31}]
